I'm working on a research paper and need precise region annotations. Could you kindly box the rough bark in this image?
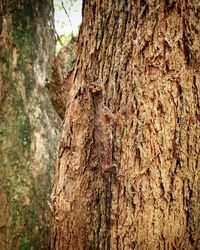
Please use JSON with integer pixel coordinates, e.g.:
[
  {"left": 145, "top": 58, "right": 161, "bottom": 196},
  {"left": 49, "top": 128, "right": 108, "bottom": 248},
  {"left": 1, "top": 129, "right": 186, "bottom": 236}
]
[
  {"left": 0, "top": 1, "right": 60, "bottom": 249},
  {"left": 47, "top": 37, "right": 77, "bottom": 119},
  {"left": 51, "top": 0, "right": 200, "bottom": 249}
]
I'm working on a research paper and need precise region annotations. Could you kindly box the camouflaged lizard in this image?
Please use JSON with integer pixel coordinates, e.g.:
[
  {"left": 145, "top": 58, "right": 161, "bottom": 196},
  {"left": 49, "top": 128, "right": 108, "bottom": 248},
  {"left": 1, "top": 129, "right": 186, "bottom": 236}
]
[{"left": 89, "top": 82, "right": 117, "bottom": 173}]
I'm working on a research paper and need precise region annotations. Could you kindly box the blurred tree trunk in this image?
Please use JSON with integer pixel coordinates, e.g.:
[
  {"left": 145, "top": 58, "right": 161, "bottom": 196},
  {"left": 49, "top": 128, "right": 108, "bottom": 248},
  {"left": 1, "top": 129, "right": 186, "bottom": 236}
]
[
  {"left": 51, "top": 0, "right": 200, "bottom": 249},
  {"left": 0, "top": 1, "right": 60, "bottom": 249}
]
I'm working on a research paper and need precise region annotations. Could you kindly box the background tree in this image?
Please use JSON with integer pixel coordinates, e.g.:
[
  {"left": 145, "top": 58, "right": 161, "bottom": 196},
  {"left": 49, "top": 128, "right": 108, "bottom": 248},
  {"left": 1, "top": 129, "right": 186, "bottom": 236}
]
[
  {"left": 51, "top": 0, "right": 200, "bottom": 249},
  {"left": 0, "top": 1, "right": 60, "bottom": 249}
]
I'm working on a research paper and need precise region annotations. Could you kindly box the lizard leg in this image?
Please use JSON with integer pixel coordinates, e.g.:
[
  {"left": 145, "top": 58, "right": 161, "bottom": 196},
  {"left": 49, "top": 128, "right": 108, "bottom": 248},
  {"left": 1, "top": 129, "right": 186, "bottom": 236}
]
[{"left": 102, "top": 163, "right": 117, "bottom": 173}]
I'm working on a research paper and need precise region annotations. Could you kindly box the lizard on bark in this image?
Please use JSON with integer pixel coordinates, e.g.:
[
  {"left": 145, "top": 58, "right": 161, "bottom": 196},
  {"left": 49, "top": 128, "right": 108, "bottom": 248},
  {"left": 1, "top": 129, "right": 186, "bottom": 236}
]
[
  {"left": 89, "top": 82, "right": 117, "bottom": 173},
  {"left": 89, "top": 82, "right": 124, "bottom": 248}
]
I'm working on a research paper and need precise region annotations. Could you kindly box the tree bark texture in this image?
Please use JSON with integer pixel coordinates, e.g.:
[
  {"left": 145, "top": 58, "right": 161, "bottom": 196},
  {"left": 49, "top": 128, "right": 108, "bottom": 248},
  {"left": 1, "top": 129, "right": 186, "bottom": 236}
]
[
  {"left": 51, "top": 0, "right": 200, "bottom": 249},
  {"left": 47, "top": 37, "right": 77, "bottom": 120},
  {"left": 0, "top": 1, "right": 60, "bottom": 249}
]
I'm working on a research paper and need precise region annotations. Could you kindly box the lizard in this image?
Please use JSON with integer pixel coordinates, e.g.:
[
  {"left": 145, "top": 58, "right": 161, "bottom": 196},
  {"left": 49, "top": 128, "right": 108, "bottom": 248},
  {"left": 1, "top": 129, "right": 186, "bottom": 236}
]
[
  {"left": 89, "top": 82, "right": 123, "bottom": 247},
  {"left": 88, "top": 82, "right": 117, "bottom": 174}
]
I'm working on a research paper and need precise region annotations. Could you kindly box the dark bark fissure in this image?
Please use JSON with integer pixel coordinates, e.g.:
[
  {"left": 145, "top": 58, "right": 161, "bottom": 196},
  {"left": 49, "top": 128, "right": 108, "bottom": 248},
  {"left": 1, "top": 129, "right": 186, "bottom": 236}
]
[
  {"left": 103, "top": 177, "right": 112, "bottom": 250},
  {"left": 97, "top": 189, "right": 102, "bottom": 248}
]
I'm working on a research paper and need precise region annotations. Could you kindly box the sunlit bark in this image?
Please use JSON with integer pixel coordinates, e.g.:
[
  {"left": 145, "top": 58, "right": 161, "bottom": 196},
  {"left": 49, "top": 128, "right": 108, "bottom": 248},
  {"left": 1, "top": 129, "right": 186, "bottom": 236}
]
[{"left": 51, "top": 0, "right": 200, "bottom": 249}]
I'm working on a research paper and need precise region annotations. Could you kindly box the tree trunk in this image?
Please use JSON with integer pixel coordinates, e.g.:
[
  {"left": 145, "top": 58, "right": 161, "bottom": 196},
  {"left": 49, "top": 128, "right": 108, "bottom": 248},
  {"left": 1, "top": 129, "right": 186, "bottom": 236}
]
[
  {"left": 51, "top": 0, "right": 200, "bottom": 249},
  {"left": 0, "top": 1, "right": 60, "bottom": 249}
]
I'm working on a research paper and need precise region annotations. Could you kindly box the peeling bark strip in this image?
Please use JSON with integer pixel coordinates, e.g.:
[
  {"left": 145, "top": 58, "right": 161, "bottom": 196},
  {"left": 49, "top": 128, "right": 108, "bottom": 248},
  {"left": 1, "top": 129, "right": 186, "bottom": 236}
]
[{"left": 51, "top": 0, "right": 200, "bottom": 249}]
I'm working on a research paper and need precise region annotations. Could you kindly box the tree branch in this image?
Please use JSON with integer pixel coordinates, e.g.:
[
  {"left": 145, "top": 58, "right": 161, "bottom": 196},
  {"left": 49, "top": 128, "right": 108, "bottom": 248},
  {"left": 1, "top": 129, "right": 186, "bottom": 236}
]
[
  {"left": 61, "top": 0, "right": 74, "bottom": 35},
  {"left": 55, "top": 29, "right": 64, "bottom": 46}
]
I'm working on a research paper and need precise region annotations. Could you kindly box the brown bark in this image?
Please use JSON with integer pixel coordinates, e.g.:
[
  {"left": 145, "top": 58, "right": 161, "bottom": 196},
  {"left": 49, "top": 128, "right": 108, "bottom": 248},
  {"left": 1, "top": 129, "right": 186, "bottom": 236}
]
[
  {"left": 51, "top": 0, "right": 200, "bottom": 249},
  {"left": 47, "top": 37, "right": 77, "bottom": 119}
]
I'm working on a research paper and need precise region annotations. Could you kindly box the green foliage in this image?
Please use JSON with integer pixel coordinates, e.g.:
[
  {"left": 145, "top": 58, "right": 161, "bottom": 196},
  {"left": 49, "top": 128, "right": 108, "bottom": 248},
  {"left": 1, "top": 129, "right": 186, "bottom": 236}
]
[
  {"left": 56, "top": 32, "right": 74, "bottom": 53},
  {"left": 54, "top": 0, "right": 77, "bottom": 8},
  {"left": 54, "top": 0, "right": 81, "bottom": 52}
]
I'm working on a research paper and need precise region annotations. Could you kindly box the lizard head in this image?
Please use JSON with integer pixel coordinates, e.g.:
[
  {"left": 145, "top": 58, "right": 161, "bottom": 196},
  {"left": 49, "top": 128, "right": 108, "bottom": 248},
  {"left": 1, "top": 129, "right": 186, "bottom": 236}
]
[{"left": 88, "top": 82, "right": 103, "bottom": 94}]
